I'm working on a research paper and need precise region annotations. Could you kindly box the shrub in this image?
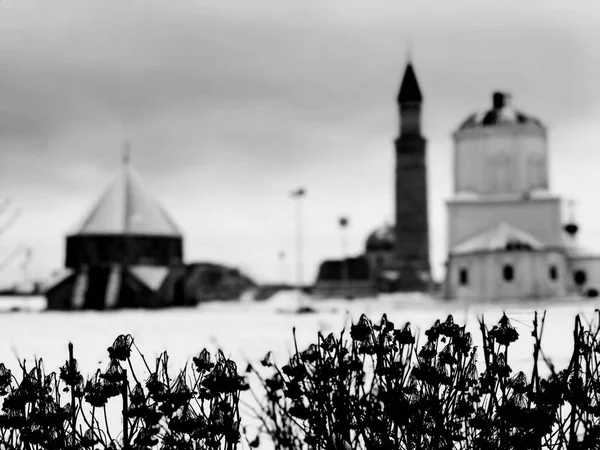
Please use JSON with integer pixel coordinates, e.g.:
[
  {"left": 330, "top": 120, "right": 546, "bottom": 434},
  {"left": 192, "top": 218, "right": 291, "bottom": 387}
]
[
  {"left": 249, "top": 311, "right": 600, "bottom": 450},
  {"left": 2, "top": 311, "right": 600, "bottom": 449},
  {"left": 0, "top": 335, "right": 248, "bottom": 449}
]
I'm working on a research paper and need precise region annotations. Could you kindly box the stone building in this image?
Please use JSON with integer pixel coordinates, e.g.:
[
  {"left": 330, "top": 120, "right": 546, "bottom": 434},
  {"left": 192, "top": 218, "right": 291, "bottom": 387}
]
[
  {"left": 314, "top": 60, "right": 432, "bottom": 297},
  {"left": 46, "top": 153, "right": 187, "bottom": 309},
  {"left": 46, "top": 153, "right": 255, "bottom": 309},
  {"left": 444, "top": 92, "right": 600, "bottom": 301}
]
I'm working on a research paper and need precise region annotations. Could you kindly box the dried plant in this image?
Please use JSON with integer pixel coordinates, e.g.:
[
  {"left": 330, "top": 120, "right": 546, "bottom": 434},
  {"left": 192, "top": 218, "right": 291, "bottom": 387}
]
[
  {"left": 0, "top": 335, "right": 248, "bottom": 449},
  {"left": 249, "top": 311, "right": 600, "bottom": 450},
  {"left": 4, "top": 310, "right": 600, "bottom": 449}
]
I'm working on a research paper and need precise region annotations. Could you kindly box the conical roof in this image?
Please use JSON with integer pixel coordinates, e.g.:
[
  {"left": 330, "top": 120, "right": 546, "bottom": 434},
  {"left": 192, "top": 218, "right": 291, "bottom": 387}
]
[
  {"left": 397, "top": 62, "right": 422, "bottom": 103},
  {"left": 71, "top": 157, "right": 182, "bottom": 237}
]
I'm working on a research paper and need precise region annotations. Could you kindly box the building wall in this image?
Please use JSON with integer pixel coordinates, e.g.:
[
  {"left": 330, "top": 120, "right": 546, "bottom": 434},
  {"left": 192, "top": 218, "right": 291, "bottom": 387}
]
[
  {"left": 454, "top": 125, "right": 547, "bottom": 195},
  {"left": 364, "top": 250, "right": 396, "bottom": 280},
  {"left": 66, "top": 234, "right": 183, "bottom": 268},
  {"left": 568, "top": 257, "right": 600, "bottom": 295},
  {"left": 45, "top": 273, "right": 77, "bottom": 310},
  {"left": 395, "top": 135, "right": 430, "bottom": 281},
  {"left": 446, "top": 250, "right": 569, "bottom": 301},
  {"left": 447, "top": 197, "right": 562, "bottom": 249},
  {"left": 312, "top": 280, "right": 376, "bottom": 299}
]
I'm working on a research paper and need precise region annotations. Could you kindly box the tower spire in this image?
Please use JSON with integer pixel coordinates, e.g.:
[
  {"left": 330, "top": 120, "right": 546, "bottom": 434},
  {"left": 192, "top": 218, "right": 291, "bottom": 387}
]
[
  {"left": 393, "top": 54, "right": 430, "bottom": 291},
  {"left": 397, "top": 59, "right": 422, "bottom": 104}
]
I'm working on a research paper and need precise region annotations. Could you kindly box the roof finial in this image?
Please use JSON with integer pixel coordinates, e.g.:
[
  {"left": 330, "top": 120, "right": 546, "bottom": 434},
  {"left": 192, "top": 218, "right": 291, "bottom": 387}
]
[{"left": 122, "top": 140, "right": 131, "bottom": 166}]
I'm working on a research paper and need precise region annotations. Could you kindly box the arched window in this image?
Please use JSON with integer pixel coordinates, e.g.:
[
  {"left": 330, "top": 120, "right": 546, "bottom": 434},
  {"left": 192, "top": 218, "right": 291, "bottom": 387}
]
[
  {"left": 503, "top": 264, "right": 514, "bottom": 282},
  {"left": 459, "top": 268, "right": 469, "bottom": 286},
  {"left": 574, "top": 270, "right": 587, "bottom": 286},
  {"left": 549, "top": 265, "right": 558, "bottom": 281}
]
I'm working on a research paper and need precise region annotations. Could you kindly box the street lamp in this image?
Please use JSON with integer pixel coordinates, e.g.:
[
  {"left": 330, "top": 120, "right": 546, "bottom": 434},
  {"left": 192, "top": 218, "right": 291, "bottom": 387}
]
[
  {"left": 339, "top": 216, "right": 349, "bottom": 298},
  {"left": 278, "top": 251, "right": 286, "bottom": 286},
  {"left": 290, "top": 188, "right": 306, "bottom": 296},
  {"left": 21, "top": 247, "right": 32, "bottom": 292}
]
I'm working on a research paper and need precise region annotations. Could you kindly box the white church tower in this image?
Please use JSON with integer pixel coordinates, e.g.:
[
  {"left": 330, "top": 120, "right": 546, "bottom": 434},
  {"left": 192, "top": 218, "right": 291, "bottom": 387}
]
[
  {"left": 444, "top": 92, "right": 585, "bottom": 301},
  {"left": 447, "top": 92, "right": 563, "bottom": 248}
]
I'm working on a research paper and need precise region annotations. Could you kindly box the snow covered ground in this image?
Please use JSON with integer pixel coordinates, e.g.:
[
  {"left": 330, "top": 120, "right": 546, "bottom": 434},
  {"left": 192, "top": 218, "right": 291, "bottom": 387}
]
[{"left": 0, "top": 291, "right": 596, "bottom": 379}]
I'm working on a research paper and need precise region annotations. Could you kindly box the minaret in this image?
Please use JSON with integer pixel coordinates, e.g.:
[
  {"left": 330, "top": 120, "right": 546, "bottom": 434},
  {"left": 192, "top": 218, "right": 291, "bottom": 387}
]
[{"left": 394, "top": 60, "right": 431, "bottom": 291}]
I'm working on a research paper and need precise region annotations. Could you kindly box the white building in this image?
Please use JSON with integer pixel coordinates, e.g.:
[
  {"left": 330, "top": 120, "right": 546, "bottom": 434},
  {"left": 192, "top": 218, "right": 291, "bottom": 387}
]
[{"left": 444, "top": 92, "right": 600, "bottom": 301}]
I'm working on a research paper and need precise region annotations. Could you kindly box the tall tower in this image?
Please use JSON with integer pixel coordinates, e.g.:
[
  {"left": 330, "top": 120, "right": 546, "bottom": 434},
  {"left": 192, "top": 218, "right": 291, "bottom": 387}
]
[{"left": 394, "top": 61, "right": 431, "bottom": 291}]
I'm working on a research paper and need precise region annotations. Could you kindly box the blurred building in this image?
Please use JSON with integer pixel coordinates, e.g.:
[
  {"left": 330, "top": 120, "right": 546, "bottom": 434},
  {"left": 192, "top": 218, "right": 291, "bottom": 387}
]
[
  {"left": 312, "top": 256, "right": 374, "bottom": 298},
  {"left": 443, "top": 92, "right": 600, "bottom": 301},
  {"left": 314, "top": 60, "right": 432, "bottom": 297},
  {"left": 46, "top": 153, "right": 253, "bottom": 309}
]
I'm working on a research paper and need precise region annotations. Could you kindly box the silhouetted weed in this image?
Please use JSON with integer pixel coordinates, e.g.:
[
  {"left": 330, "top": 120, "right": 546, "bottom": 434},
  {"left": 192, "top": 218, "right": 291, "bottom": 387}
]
[
  {"left": 249, "top": 311, "right": 600, "bottom": 450},
  {"left": 2, "top": 311, "right": 600, "bottom": 449},
  {"left": 0, "top": 335, "right": 248, "bottom": 449}
]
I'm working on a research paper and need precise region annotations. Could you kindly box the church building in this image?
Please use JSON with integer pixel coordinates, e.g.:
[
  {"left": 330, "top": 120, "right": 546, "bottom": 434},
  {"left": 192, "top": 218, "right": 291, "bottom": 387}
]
[
  {"left": 315, "top": 57, "right": 600, "bottom": 302},
  {"left": 444, "top": 92, "right": 600, "bottom": 301}
]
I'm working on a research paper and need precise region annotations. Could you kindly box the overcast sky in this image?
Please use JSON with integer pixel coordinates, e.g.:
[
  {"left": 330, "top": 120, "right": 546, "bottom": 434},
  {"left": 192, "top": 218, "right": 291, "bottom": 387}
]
[{"left": 1, "top": 0, "right": 600, "bottom": 286}]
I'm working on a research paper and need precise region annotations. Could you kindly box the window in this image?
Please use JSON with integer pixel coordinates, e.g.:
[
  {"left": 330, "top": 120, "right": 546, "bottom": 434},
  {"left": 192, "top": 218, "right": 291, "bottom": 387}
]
[
  {"left": 459, "top": 268, "right": 469, "bottom": 286},
  {"left": 574, "top": 270, "right": 587, "bottom": 286},
  {"left": 503, "top": 264, "right": 514, "bottom": 282},
  {"left": 549, "top": 265, "right": 558, "bottom": 281}
]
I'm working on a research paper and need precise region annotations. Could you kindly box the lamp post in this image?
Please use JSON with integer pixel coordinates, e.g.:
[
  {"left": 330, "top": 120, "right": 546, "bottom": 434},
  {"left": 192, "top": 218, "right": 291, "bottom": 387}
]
[
  {"left": 21, "top": 247, "right": 32, "bottom": 293},
  {"left": 339, "top": 216, "right": 349, "bottom": 298},
  {"left": 290, "top": 188, "right": 306, "bottom": 297},
  {"left": 278, "top": 251, "right": 286, "bottom": 286}
]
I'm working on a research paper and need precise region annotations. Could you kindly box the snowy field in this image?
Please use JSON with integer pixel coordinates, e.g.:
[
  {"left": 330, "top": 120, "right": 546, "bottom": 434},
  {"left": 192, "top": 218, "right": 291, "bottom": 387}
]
[{"left": 0, "top": 291, "right": 597, "bottom": 379}]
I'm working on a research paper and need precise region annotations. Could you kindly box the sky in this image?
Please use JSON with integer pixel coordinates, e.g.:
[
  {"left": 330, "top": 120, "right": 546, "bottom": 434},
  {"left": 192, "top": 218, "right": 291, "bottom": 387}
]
[{"left": 1, "top": 0, "right": 600, "bottom": 287}]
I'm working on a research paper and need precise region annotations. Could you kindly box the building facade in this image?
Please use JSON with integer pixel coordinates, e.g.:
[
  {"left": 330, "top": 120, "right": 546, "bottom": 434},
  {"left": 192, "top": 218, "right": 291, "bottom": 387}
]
[
  {"left": 392, "top": 62, "right": 431, "bottom": 291},
  {"left": 46, "top": 153, "right": 187, "bottom": 309},
  {"left": 314, "top": 61, "right": 432, "bottom": 297},
  {"left": 444, "top": 92, "right": 600, "bottom": 301}
]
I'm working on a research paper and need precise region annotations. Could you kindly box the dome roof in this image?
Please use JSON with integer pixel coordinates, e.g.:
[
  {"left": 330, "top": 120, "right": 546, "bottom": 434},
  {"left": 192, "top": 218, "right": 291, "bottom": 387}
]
[
  {"left": 365, "top": 224, "right": 395, "bottom": 252},
  {"left": 457, "top": 92, "right": 544, "bottom": 132}
]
